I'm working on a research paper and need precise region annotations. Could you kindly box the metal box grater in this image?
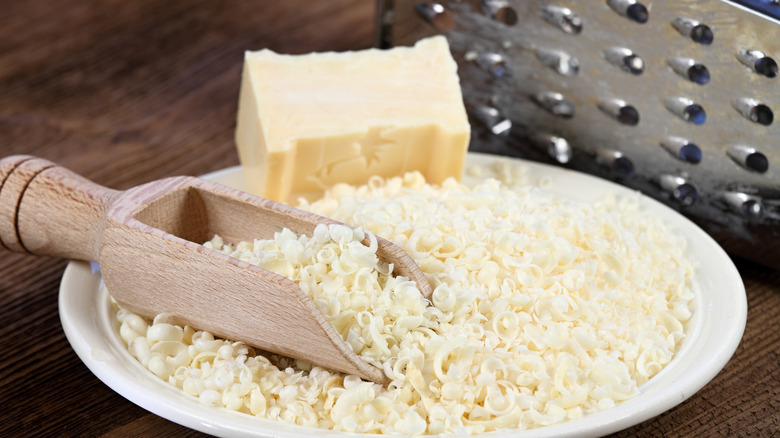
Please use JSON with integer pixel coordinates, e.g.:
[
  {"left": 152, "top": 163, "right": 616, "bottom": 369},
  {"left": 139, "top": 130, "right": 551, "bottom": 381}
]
[{"left": 376, "top": 0, "right": 780, "bottom": 269}]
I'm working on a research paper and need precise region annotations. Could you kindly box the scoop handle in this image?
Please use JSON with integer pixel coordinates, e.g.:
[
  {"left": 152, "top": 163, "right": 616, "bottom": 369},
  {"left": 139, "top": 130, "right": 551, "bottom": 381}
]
[{"left": 0, "top": 155, "right": 119, "bottom": 261}]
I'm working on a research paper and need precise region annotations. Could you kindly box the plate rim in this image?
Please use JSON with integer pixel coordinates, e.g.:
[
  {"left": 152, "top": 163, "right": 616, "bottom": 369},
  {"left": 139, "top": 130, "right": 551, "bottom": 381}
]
[{"left": 59, "top": 153, "right": 747, "bottom": 437}]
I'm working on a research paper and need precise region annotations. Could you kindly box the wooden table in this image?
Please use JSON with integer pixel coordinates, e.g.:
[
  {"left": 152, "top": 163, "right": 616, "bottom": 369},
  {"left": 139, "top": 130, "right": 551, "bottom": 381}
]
[{"left": 1, "top": 1, "right": 778, "bottom": 436}]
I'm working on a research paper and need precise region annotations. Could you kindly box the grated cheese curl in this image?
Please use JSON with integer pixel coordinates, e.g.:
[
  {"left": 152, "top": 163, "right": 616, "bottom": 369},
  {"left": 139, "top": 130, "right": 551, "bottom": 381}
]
[{"left": 114, "top": 165, "right": 696, "bottom": 435}]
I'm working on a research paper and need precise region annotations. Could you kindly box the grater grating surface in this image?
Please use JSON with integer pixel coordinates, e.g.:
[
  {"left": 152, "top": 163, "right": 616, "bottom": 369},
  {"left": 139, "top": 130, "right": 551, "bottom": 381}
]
[{"left": 378, "top": 0, "right": 780, "bottom": 269}]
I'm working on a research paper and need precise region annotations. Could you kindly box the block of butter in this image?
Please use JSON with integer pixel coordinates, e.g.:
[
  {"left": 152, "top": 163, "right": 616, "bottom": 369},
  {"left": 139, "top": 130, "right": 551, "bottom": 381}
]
[{"left": 235, "top": 36, "right": 471, "bottom": 203}]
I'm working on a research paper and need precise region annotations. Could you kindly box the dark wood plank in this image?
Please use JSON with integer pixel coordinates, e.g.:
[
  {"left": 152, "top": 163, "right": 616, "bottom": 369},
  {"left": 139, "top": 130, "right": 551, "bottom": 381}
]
[{"left": 102, "top": 414, "right": 209, "bottom": 438}]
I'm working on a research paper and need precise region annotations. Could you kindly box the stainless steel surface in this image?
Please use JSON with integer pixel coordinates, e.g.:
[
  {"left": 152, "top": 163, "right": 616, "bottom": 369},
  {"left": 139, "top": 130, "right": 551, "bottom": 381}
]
[{"left": 378, "top": 0, "right": 780, "bottom": 269}]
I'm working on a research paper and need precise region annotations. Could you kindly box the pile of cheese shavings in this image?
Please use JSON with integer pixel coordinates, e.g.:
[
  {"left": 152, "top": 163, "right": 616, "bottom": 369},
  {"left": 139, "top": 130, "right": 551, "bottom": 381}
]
[{"left": 115, "top": 169, "right": 696, "bottom": 435}]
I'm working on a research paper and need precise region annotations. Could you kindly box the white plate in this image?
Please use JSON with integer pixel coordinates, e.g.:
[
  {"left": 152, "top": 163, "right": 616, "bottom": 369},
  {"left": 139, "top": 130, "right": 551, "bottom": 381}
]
[{"left": 60, "top": 153, "right": 746, "bottom": 437}]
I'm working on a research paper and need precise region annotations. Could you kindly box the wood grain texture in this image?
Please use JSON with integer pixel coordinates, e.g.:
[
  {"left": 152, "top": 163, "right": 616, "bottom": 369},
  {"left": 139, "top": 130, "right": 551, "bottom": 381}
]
[
  {"left": 0, "top": 156, "right": 120, "bottom": 259},
  {"left": 0, "top": 155, "right": 402, "bottom": 382},
  {"left": 0, "top": 0, "right": 778, "bottom": 437}
]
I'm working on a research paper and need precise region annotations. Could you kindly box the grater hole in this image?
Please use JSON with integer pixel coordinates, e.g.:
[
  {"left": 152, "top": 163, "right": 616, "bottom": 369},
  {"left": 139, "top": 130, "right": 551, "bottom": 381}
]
[
  {"left": 498, "top": 9, "right": 518, "bottom": 25},
  {"left": 531, "top": 133, "right": 573, "bottom": 164},
  {"left": 623, "top": 55, "right": 644, "bottom": 75},
  {"left": 549, "top": 138, "right": 572, "bottom": 163},
  {"left": 481, "top": 0, "right": 518, "bottom": 26},
  {"left": 750, "top": 104, "right": 773, "bottom": 125},
  {"left": 626, "top": 3, "right": 649, "bottom": 23},
  {"left": 684, "top": 104, "right": 706, "bottom": 124},
  {"left": 672, "top": 18, "right": 714, "bottom": 45},
  {"left": 668, "top": 57, "right": 708, "bottom": 84},
  {"left": 687, "top": 64, "right": 710, "bottom": 84},
  {"left": 613, "top": 156, "right": 635, "bottom": 176},
  {"left": 673, "top": 183, "right": 698, "bottom": 205},
  {"left": 607, "top": 0, "right": 649, "bottom": 24},
  {"left": 755, "top": 57, "right": 778, "bottom": 78},
  {"left": 666, "top": 97, "right": 706, "bottom": 124},
  {"left": 495, "top": 8, "right": 518, "bottom": 25},
  {"left": 742, "top": 200, "right": 763, "bottom": 219},
  {"left": 605, "top": 48, "right": 644, "bottom": 74},
  {"left": 659, "top": 175, "right": 697, "bottom": 206},
  {"left": 537, "top": 49, "right": 579, "bottom": 77},
  {"left": 733, "top": 98, "right": 773, "bottom": 125},
  {"left": 476, "top": 53, "right": 509, "bottom": 78},
  {"left": 745, "top": 153, "right": 769, "bottom": 173},
  {"left": 596, "top": 150, "right": 634, "bottom": 176},
  {"left": 661, "top": 137, "right": 703, "bottom": 164},
  {"left": 723, "top": 192, "right": 764, "bottom": 219},
  {"left": 415, "top": 3, "right": 455, "bottom": 31},
  {"left": 680, "top": 144, "right": 703, "bottom": 163},
  {"left": 541, "top": 5, "right": 583, "bottom": 34},
  {"left": 550, "top": 101, "right": 575, "bottom": 118},
  {"left": 599, "top": 99, "right": 639, "bottom": 125},
  {"left": 690, "top": 25, "right": 714, "bottom": 44},
  {"left": 617, "top": 106, "right": 640, "bottom": 125},
  {"left": 472, "top": 105, "right": 512, "bottom": 137},
  {"left": 738, "top": 49, "right": 778, "bottom": 77},
  {"left": 728, "top": 145, "right": 769, "bottom": 173},
  {"left": 533, "top": 92, "right": 575, "bottom": 119}
]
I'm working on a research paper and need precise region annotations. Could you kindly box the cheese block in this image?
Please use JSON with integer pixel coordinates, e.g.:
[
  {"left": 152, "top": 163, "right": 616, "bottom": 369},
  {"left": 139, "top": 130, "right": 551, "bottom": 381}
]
[{"left": 235, "top": 36, "right": 471, "bottom": 203}]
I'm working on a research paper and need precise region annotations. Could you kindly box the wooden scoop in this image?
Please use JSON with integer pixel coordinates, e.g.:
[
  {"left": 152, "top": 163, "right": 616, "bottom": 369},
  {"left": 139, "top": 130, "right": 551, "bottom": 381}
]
[{"left": 0, "top": 155, "right": 433, "bottom": 384}]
